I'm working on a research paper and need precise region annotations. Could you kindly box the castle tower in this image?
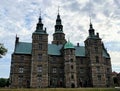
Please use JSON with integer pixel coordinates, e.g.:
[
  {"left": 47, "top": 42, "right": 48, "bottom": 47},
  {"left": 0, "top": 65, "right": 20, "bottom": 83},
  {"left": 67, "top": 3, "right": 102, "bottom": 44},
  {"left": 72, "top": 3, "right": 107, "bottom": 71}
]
[
  {"left": 84, "top": 23, "right": 107, "bottom": 87},
  {"left": 64, "top": 40, "right": 77, "bottom": 88},
  {"left": 30, "top": 15, "right": 48, "bottom": 88},
  {"left": 52, "top": 10, "right": 66, "bottom": 45}
]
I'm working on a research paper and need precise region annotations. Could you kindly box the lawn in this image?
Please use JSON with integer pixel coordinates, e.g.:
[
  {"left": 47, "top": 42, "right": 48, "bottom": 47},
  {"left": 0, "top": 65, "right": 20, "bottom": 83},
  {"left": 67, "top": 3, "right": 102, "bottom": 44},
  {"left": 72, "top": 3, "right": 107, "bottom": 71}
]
[{"left": 0, "top": 88, "right": 118, "bottom": 91}]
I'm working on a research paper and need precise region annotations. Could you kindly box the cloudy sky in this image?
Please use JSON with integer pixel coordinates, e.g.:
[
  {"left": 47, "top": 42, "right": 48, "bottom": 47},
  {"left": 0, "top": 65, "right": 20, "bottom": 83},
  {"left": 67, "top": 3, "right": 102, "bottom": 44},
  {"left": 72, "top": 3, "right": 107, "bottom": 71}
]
[{"left": 0, "top": 0, "right": 120, "bottom": 78}]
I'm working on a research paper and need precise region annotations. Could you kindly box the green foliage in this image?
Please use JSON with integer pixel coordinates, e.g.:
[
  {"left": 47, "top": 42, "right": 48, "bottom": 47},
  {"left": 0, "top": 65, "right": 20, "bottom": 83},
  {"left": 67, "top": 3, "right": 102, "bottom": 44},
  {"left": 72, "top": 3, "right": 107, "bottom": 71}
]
[
  {"left": 0, "top": 78, "right": 9, "bottom": 87},
  {"left": 0, "top": 43, "right": 7, "bottom": 58},
  {"left": 113, "top": 77, "right": 119, "bottom": 86}
]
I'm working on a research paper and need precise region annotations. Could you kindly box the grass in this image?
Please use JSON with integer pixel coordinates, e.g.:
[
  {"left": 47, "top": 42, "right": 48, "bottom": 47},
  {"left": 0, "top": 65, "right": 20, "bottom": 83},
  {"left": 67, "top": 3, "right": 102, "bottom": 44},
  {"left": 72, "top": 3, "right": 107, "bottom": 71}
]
[{"left": 0, "top": 88, "right": 118, "bottom": 91}]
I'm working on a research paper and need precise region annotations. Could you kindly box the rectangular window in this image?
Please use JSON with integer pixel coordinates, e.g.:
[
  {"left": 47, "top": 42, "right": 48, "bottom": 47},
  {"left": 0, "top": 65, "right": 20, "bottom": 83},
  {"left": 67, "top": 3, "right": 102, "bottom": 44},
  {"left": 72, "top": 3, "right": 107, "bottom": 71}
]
[
  {"left": 18, "top": 75, "right": 23, "bottom": 83},
  {"left": 95, "top": 47, "right": 98, "bottom": 53},
  {"left": 20, "top": 55, "right": 24, "bottom": 60},
  {"left": 37, "top": 65, "right": 42, "bottom": 72},
  {"left": 71, "top": 74, "right": 74, "bottom": 79},
  {"left": 37, "top": 75, "right": 42, "bottom": 88},
  {"left": 38, "top": 54, "right": 42, "bottom": 61},
  {"left": 53, "top": 56, "right": 56, "bottom": 61},
  {"left": 107, "top": 76, "right": 110, "bottom": 81},
  {"left": 53, "top": 68, "right": 57, "bottom": 73},
  {"left": 39, "top": 35, "right": 42, "bottom": 40},
  {"left": 80, "top": 68, "right": 84, "bottom": 73},
  {"left": 94, "top": 40, "right": 97, "bottom": 45},
  {"left": 39, "top": 44, "right": 42, "bottom": 50},
  {"left": 107, "top": 68, "right": 110, "bottom": 72},
  {"left": 97, "top": 75, "right": 101, "bottom": 81},
  {"left": 37, "top": 75, "right": 42, "bottom": 82},
  {"left": 96, "top": 67, "right": 100, "bottom": 72},
  {"left": 52, "top": 78, "right": 57, "bottom": 87},
  {"left": 80, "top": 59, "right": 83, "bottom": 64},
  {"left": 70, "top": 50, "right": 73, "bottom": 54},
  {"left": 19, "top": 66, "right": 24, "bottom": 73},
  {"left": 96, "top": 56, "right": 99, "bottom": 63}
]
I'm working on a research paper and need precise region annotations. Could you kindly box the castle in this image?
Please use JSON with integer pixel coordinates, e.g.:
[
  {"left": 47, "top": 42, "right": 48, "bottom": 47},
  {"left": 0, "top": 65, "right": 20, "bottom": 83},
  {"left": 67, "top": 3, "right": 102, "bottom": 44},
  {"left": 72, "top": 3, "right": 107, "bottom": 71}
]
[{"left": 10, "top": 11, "right": 112, "bottom": 88}]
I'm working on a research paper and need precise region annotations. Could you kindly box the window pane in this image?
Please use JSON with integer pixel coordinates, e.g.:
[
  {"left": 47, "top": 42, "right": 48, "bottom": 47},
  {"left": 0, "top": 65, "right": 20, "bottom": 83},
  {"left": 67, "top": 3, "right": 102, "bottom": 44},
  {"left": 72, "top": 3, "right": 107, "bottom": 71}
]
[
  {"left": 96, "top": 67, "right": 100, "bottom": 72},
  {"left": 19, "top": 66, "right": 24, "bottom": 73},
  {"left": 37, "top": 65, "right": 42, "bottom": 72},
  {"left": 38, "top": 54, "right": 42, "bottom": 61},
  {"left": 39, "top": 44, "right": 42, "bottom": 50},
  {"left": 96, "top": 56, "right": 99, "bottom": 63},
  {"left": 71, "top": 65, "right": 73, "bottom": 69},
  {"left": 98, "top": 75, "right": 101, "bottom": 81},
  {"left": 53, "top": 68, "right": 57, "bottom": 73},
  {"left": 39, "top": 36, "right": 42, "bottom": 40}
]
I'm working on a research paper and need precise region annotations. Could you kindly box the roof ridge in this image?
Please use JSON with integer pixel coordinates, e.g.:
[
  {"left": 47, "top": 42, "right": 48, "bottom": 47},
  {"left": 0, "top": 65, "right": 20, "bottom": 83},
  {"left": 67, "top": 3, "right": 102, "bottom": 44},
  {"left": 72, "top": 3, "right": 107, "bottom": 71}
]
[{"left": 19, "top": 42, "right": 31, "bottom": 44}]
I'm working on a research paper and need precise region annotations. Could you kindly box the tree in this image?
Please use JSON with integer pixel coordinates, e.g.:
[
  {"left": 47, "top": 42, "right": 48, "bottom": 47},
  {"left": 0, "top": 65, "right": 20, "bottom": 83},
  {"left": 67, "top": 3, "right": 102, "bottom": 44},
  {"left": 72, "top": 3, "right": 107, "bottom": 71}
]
[
  {"left": 0, "top": 78, "right": 10, "bottom": 87},
  {"left": 0, "top": 43, "right": 7, "bottom": 58},
  {"left": 0, "top": 78, "right": 7, "bottom": 87}
]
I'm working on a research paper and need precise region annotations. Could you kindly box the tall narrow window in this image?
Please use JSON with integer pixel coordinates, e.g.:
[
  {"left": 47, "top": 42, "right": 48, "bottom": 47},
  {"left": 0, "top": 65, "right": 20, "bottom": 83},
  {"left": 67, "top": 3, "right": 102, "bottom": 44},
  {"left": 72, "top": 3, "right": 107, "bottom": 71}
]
[
  {"left": 71, "top": 75, "right": 74, "bottom": 79},
  {"left": 20, "top": 55, "right": 24, "bottom": 61},
  {"left": 39, "top": 35, "right": 42, "bottom": 40},
  {"left": 97, "top": 75, "right": 101, "bottom": 81},
  {"left": 19, "top": 66, "right": 24, "bottom": 73},
  {"left": 71, "top": 65, "right": 73, "bottom": 69},
  {"left": 18, "top": 75, "right": 23, "bottom": 84},
  {"left": 70, "top": 50, "right": 73, "bottom": 54},
  {"left": 37, "top": 75, "right": 42, "bottom": 88},
  {"left": 37, "top": 65, "right": 42, "bottom": 73},
  {"left": 39, "top": 44, "right": 42, "bottom": 50},
  {"left": 70, "top": 59, "right": 73, "bottom": 62},
  {"left": 37, "top": 75, "right": 42, "bottom": 82},
  {"left": 96, "top": 67, "right": 100, "bottom": 72},
  {"left": 38, "top": 54, "right": 42, "bottom": 61},
  {"left": 107, "top": 68, "right": 110, "bottom": 72},
  {"left": 95, "top": 47, "right": 98, "bottom": 53},
  {"left": 53, "top": 56, "right": 56, "bottom": 61},
  {"left": 53, "top": 68, "right": 57, "bottom": 73},
  {"left": 80, "top": 68, "right": 84, "bottom": 73},
  {"left": 80, "top": 59, "right": 83, "bottom": 64},
  {"left": 96, "top": 56, "right": 99, "bottom": 63}
]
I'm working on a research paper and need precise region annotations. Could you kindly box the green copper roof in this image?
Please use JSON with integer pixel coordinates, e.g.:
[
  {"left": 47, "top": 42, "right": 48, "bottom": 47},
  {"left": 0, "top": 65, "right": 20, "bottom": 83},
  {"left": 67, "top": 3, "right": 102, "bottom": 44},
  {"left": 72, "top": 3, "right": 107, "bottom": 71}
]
[
  {"left": 75, "top": 46, "right": 85, "bottom": 56},
  {"left": 87, "top": 35, "right": 101, "bottom": 40},
  {"left": 33, "top": 31, "right": 47, "bottom": 35},
  {"left": 64, "top": 41, "right": 74, "bottom": 49},
  {"left": 14, "top": 42, "right": 110, "bottom": 58},
  {"left": 103, "top": 48, "right": 110, "bottom": 58},
  {"left": 14, "top": 42, "right": 32, "bottom": 54},
  {"left": 55, "top": 31, "right": 63, "bottom": 33},
  {"left": 48, "top": 44, "right": 63, "bottom": 55}
]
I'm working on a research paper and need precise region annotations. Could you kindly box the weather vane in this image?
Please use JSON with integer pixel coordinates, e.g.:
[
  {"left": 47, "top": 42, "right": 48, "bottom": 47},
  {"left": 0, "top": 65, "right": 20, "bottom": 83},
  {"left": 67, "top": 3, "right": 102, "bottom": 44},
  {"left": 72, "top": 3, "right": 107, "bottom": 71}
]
[
  {"left": 89, "top": 0, "right": 92, "bottom": 24},
  {"left": 39, "top": 8, "right": 41, "bottom": 18},
  {"left": 58, "top": 5, "right": 60, "bottom": 14}
]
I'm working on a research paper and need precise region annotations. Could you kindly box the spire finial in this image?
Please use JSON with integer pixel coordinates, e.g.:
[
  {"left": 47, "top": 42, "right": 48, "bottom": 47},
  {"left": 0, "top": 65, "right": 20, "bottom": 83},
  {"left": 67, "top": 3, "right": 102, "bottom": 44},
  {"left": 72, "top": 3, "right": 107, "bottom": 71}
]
[
  {"left": 16, "top": 34, "right": 17, "bottom": 38},
  {"left": 58, "top": 6, "right": 60, "bottom": 15},
  {"left": 38, "top": 8, "right": 42, "bottom": 23},
  {"left": 90, "top": 16, "right": 93, "bottom": 29},
  {"left": 89, "top": 0, "right": 93, "bottom": 28},
  {"left": 39, "top": 8, "right": 41, "bottom": 18}
]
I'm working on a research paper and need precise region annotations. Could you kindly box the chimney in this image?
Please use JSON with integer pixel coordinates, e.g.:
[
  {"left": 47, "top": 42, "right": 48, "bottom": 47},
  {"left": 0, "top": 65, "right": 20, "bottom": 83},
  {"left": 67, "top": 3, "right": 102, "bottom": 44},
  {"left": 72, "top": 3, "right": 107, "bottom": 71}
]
[
  {"left": 77, "top": 43, "right": 80, "bottom": 47},
  {"left": 15, "top": 35, "right": 19, "bottom": 44},
  {"left": 44, "top": 27, "right": 46, "bottom": 33},
  {"left": 96, "top": 33, "right": 99, "bottom": 37}
]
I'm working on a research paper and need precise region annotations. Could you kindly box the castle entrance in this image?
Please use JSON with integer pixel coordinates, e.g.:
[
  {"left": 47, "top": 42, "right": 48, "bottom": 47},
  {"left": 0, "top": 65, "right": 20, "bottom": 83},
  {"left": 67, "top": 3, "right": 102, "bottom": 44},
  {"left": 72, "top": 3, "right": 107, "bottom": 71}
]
[{"left": 71, "top": 83, "right": 75, "bottom": 88}]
